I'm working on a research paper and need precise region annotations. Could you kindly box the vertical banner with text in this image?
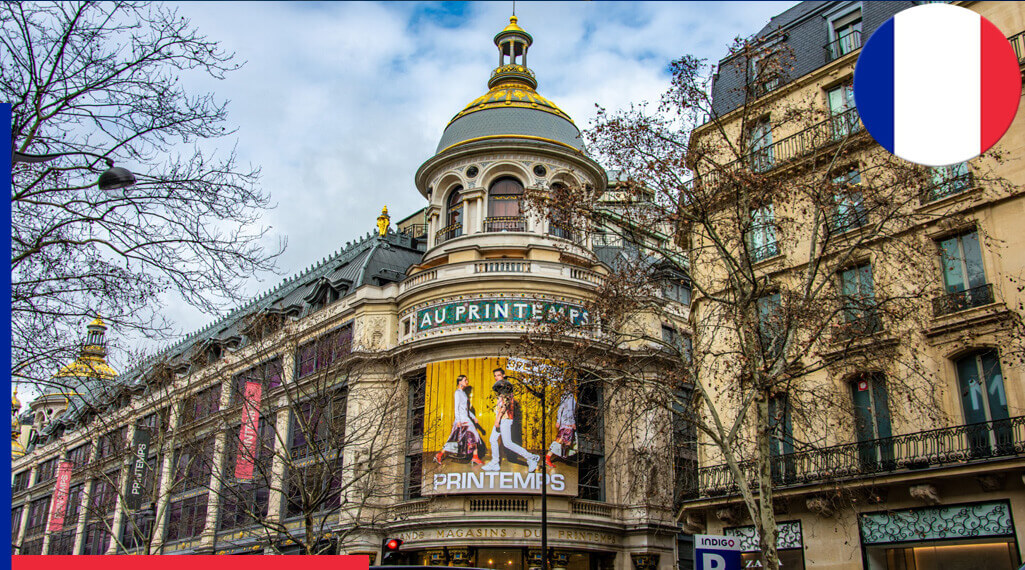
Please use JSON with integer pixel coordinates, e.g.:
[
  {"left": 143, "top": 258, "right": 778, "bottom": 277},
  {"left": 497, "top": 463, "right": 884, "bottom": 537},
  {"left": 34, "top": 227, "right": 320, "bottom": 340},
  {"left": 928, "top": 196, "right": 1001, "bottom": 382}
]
[
  {"left": 47, "top": 461, "right": 75, "bottom": 532},
  {"left": 125, "top": 427, "right": 152, "bottom": 510},
  {"left": 235, "top": 381, "right": 263, "bottom": 480}
]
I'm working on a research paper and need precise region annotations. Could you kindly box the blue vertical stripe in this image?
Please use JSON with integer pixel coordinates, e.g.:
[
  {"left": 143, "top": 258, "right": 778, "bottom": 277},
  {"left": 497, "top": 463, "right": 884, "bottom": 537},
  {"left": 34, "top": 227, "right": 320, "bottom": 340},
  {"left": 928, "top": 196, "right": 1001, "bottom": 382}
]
[
  {"left": 854, "top": 19, "right": 895, "bottom": 152},
  {"left": 2, "top": 102, "right": 12, "bottom": 559}
]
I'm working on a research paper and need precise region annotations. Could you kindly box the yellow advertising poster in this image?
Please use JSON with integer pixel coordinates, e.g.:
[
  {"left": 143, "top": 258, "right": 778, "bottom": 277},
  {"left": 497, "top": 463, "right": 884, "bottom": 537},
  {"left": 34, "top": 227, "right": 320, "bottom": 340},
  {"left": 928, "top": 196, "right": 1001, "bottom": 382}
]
[{"left": 423, "top": 357, "right": 579, "bottom": 496}]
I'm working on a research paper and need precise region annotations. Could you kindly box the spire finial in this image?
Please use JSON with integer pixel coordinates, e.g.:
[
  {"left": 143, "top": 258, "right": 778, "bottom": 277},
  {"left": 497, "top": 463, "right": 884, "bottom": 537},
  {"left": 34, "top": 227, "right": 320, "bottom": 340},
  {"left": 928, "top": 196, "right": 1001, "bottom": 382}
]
[{"left": 377, "top": 205, "right": 391, "bottom": 236}]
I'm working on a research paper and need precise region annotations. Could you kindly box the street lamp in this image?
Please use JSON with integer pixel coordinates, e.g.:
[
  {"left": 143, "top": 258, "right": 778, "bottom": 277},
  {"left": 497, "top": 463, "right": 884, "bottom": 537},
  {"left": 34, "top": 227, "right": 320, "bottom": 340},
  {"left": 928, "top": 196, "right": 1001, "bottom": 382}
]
[{"left": 12, "top": 150, "right": 136, "bottom": 190}]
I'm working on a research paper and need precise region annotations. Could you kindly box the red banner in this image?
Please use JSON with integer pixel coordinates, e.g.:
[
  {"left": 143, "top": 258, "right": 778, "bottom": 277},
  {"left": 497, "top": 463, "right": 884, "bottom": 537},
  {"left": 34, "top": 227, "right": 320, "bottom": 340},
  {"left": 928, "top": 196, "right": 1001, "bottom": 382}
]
[
  {"left": 47, "top": 461, "right": 74, "bottom": 532},
  {"left": 234, "top": 381, "right": 263, "bottom": 480}
]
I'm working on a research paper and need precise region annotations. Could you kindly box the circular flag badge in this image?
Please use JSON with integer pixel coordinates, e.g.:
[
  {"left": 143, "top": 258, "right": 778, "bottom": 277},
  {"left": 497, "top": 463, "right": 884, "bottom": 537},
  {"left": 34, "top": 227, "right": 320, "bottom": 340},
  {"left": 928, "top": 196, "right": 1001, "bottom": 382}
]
[{"left": 853, "top": 3, "right": 1022, "bottom": 167}]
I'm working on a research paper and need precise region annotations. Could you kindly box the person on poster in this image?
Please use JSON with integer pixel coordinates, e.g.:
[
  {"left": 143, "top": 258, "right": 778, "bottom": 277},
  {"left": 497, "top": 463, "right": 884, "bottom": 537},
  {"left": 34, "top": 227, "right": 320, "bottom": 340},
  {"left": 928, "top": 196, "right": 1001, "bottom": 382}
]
[
  {"left": 546, "top": 388, "right": 577, "bottom": 469},
  {"left": 483, "top": 367, "right": 540, "bottom": 472},
  {"left": 435, "top": 374, "right": 485, "bottom": 465}
]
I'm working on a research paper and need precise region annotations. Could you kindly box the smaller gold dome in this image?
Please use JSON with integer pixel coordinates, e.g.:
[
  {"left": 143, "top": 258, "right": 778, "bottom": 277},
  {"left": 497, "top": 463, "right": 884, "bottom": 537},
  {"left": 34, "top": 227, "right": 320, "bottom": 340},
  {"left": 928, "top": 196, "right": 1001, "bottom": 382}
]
[
  {"left": 502, "top": 15, "right": 526, "bottom": 34},
  {"left": 89, "top": 314, "right": 107, "bottom": 328},
  {"left": 12, "top": 387, "right": 21, "bottom": 410}
]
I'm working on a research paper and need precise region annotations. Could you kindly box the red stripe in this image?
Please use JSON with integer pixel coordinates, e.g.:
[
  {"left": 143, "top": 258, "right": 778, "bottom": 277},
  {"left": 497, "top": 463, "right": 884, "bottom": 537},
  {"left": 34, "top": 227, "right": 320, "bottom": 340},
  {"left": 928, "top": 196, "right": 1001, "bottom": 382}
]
[
  {"left": 980, "top": 17, "right": 1022, "bottom": 152},
  {"left": 15, "top": 556, "right": 370, "bottom": 568}
]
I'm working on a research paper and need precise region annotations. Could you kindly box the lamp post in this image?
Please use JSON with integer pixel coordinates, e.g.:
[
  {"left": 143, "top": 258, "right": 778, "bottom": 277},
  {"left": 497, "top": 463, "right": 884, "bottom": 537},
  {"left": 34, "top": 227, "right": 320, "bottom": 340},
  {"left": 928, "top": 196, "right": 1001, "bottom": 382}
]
[{"left": 12, "top": 150, "right": 136, "bottom": 190}]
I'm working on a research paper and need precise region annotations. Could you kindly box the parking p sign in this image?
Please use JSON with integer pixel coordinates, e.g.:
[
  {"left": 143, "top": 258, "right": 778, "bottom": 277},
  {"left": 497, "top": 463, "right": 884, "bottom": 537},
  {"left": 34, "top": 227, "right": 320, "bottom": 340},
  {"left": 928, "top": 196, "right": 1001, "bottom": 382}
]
[{"left": 694, "top": 534, "right": 742, "bottom": 570}]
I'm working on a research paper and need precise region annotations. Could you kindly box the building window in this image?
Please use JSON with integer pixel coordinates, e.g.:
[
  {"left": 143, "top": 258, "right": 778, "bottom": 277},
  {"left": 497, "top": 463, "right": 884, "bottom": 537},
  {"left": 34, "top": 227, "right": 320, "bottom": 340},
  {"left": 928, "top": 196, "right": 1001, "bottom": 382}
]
[
  {"left": 96, "top": 427, "right": 128, "bottom": 461},
  {"left": 21, "top": 537, "right": 44, "bottom": 555},
  {"left": 90, "top": 473, "right": 119, "bottom": 519},
  {"left": 672, "top": 388, "right": 697, "bottom": 510},
  {"left": 935, "top": 230, "right": 992, "bottom": 315},
  {"left": 827, "top": 81, "right": 859, "bottom": 139},
  {"left": 68, "top": 442, "right": 92, "bottom": 469},
  {"left": 955, "top": 350, "right": 1011, "bottom": 457},
  {"left": 662, "top": 278, "right": 691, "bottom": 305},
  {"left": 830, "top": 170, "right": 866, "bottom": 234},
  {"left": 173, "top": 438, "right": 214, "bottom": 493},
  {"left": 924, "top": 162, "right": 971, "bottom": 202},
  {"left": 748, "top": 204, "right": 778, "bottom": 261},
  {"left": 838, "top": 263, "right": 881, "bottom": 336},
  {"left": 296, "top": 325, "right": 353, "bottom": 379},
  {"left": 747, "top": 50, "right": 780, "bottom": 96},
  {"left": 47, "top": 528, "right": 77, "bottom": 555},
  {"left": 81, "top": 520, "right": 113, "bottom": 555},
  {"left": 35, "top": 457, "right": 58, "bottom": 485},
  {"left": 577, "top": 378, "right": 605, "bottom": 501},
  {"left": 850, "top": 374, "right": 893, "bottom": 469},
  {"left": 181, "top": 385, "right": 221, "bottom": 425},
  {"left": 165, "top": 493, "right": 208, "bottom": 542},
  {"left": 232, "top": 357, "right": 283, "bottom": 404},
  {"left": 405, "top": 371, "right": 426, "bottom": 500},
  {"left": 826, "top": 9, "right": 862, "bottom": 61},
  {"left": 486, "top": 177, "right": 526, "bottom": 231},
  {"left": 285, "top": 457, "right": 344, "bottom": 518},
  {"left": 13, "top": 470, "right": 30, "bottom": 492},
  {"left": 289, "top": 388, "right": 347, "bottom": 461},
  {"left": 546, "top": 182, "right": 576, "bottom": 240},
  {"left": 757, "top": 292, "right": 784, "bottom": 359},
  {"left": 769, "top": 395, "right": 795, "bottom": 483},
  {"left": 748, "top": 118, "right": 773, "bottom": 172},
  {"left": 12, "top": 506, "right": 23, "bottom": 543}
]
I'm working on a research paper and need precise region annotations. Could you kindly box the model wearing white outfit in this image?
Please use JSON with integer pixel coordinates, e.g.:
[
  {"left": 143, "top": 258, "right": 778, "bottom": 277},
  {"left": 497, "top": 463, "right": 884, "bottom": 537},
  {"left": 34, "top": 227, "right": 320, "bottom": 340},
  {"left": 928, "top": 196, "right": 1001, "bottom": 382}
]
[{"left": 483, "top": 390, "right": 540, "bottom": 472}]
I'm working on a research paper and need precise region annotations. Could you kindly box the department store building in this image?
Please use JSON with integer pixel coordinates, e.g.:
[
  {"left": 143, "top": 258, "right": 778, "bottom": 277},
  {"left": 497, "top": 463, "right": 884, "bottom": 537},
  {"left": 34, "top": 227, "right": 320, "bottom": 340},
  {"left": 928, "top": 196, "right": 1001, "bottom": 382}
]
[{"left": 11, "top": 17, "right": 690, "bottom": 570}]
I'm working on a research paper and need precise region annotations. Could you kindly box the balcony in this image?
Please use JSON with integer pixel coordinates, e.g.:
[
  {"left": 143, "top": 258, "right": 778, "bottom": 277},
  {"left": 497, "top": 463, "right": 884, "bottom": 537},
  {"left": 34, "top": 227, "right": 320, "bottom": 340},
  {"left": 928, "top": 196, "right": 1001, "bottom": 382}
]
[
  {"left": 831, "top": 311, "right": 882, "bottom": 342},
  {"left": 484, "top": 216, "right": 526, "bottom": 232},
  {"left": 920, "top": 171, "right": 973, "bottom": 204},
  {"left": 400, "top": 223, "right": 428, "bottom": 239},
  {"left": 690, "top": 416, "right": 1025, "bottom": 499},
  {"left": 1010, "top": 30, "right": 1025, "bottom": 66},
  {"left": 435, "top": 223, "right": 462, "bottom": 244},
  {"left": 701, "top": 108, "right": 864, "bottom": 186},
  {"left": 825, "top": 32, "right": 862, "bottom": 63},
  {"left": 547, "top": 223, "right": 575, "bottom": 241},
  {"left": 750, "top": 241, "right": 779, "bottom": 263},
  {"left": 932, "top": 283, "right": 995, "bottom": 317}
]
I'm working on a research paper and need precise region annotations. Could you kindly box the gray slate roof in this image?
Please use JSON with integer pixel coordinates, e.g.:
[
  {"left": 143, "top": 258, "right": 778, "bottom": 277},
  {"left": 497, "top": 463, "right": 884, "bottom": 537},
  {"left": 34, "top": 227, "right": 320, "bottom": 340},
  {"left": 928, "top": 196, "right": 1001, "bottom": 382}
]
[
  {"left": 710, "top": 1, "right": 916, "bottom": 117},
  {"left": 31, "top": 229, "right": 426, "bottom": 444},
  {"left": 436, "top": 107, "right": 585, "bottom": 154}
]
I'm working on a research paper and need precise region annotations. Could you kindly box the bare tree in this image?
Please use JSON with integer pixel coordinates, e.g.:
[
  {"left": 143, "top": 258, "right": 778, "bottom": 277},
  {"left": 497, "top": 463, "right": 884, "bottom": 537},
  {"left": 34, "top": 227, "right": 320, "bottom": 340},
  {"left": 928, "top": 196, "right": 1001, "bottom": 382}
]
[
  {"left": 520, "top": 40, "right": 1024, "bottom": 568},
  {"left": 4, "top": 1, "right": 284, "bottom": 389}
]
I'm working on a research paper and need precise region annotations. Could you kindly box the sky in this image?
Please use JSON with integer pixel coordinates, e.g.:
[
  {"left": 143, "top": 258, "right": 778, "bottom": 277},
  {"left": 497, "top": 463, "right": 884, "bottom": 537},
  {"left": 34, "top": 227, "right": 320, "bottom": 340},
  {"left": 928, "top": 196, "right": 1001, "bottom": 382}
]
[{"left": 131, "top": 0, "right": 795, "bottom": 356}]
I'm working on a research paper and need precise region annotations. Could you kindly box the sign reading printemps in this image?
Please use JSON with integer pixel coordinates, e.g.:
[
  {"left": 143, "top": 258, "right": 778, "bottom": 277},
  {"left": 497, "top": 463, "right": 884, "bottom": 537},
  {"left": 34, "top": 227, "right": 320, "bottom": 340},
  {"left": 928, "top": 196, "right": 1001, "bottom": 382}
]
[{"left": 416, "top": 296, "right": 590, "bottom": 332}]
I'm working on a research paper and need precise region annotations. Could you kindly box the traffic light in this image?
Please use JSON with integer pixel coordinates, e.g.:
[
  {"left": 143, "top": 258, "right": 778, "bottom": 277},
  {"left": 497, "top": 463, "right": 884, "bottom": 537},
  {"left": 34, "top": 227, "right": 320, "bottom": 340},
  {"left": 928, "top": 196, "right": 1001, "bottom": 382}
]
[{"left": 381, "top": 537, "right": 403, "bottom": 565}]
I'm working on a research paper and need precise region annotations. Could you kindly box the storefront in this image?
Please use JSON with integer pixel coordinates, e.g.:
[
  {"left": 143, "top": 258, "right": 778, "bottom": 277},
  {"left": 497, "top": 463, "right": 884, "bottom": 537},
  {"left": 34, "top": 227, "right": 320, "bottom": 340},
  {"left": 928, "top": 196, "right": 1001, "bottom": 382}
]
[
  {"left": 725, "top": 521, "right": 806, "bottom": 569},
  {"left": 859, "top": 500, "right": 1021, "bottom": 570},
  {"left": 401, "top": 547, "right": 615, "bottom": 570}
]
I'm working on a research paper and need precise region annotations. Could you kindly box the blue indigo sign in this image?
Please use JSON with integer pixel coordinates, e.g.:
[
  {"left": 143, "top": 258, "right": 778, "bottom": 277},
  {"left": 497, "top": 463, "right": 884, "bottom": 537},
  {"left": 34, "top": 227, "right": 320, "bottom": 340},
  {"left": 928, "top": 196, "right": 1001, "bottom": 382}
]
[
  {"left": 694, "top": 534, "right": 742, "bottom": 570},
  {"left": 416, "top": 298, "right": 590, "bottom": 332}
]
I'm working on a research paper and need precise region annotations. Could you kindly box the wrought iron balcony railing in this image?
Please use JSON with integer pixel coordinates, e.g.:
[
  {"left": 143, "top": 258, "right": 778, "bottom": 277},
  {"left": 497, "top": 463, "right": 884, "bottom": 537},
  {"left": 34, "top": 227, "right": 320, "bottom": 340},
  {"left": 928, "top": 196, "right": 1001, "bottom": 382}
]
[
  {"left": 547, "top": 224, "right": 575, "bottom": 241},
  {"left": 399, "top": 223, "right": 428, "bottom": 239},
  {"left": 1010, "top": 30, "right": 1025, "bottom": 66},
  {"left": 690, "top": 416, "right": 1025, "bottom": 499},
  {"left": 750, "top": 241, "right": 779, "bottom": 263},
  {"left": 484, "top": 216, "right": 526, "bottom": 232},
  {"left": 700, "top": 108, "right": 865, "bottom": 187},
  {"left": 435, "top": 223, "right": 462, "bottom": 244},
  {"left": 831, "top": 311, "right": 882, "bottom": 342},
  {"left": 825, "top": 32, "right": 862, "bottom": 63},
  {"left": 920, "top": 172, "right": 974, "bottom": 203},
  {"left": 932, "top": 283, "right": 994, "bottom": 317}
]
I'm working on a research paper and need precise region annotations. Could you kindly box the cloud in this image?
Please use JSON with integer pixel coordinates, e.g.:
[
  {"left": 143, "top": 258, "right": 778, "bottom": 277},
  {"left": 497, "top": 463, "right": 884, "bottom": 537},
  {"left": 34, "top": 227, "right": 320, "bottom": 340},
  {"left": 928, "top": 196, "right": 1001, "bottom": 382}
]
[{"left": 131, "top": 0, "right": 795, "bottom": 355}]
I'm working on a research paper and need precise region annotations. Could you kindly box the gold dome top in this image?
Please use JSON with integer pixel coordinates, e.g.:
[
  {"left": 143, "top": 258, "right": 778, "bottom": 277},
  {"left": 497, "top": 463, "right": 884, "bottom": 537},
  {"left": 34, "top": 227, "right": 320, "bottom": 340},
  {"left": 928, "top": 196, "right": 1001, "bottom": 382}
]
[
  {"left": 89, "top": 315, "right": 107, "bottom": 328},
  {"left": 11, "top": 387, "right": 20, "bottom": 410},
  {"left": 54, "top": 355, "right": 119, "bottom": 380},
  {"left": 501, "top": 15, "right": 526, "bottom": 35},
  {"left": 449, "top": 82, "right": 574, "bottom": 126}
]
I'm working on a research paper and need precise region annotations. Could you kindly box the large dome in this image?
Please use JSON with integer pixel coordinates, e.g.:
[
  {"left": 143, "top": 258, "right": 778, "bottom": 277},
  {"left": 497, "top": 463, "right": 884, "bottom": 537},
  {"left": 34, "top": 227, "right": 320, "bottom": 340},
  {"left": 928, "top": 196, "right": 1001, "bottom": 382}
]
[{"left": 435, "top": 17, "right": 584, "bottom": 155}]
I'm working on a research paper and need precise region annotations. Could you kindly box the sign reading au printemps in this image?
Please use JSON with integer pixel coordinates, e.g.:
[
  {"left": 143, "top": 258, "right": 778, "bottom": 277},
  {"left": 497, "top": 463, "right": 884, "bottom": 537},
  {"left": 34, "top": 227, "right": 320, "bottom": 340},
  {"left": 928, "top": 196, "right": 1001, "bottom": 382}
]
[{"left": 416, "top": 297, "right": 590, "bottom": 332}]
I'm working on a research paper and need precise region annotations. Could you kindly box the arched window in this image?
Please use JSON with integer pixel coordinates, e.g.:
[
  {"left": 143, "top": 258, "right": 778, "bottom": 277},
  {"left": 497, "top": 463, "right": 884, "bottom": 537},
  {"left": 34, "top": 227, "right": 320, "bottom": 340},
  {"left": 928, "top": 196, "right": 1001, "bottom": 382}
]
[
  {"left": 955, "top": 350, "right": 1011, "bottom": 456},
  {"left": 486, "top": 177, "right": 525, "bottom": 231},
  {"left": 548, "top": 182, "right": 574, "bottom": 240},
  {"left": 437, "top": 186, "right": 463, "bottom": 243}
]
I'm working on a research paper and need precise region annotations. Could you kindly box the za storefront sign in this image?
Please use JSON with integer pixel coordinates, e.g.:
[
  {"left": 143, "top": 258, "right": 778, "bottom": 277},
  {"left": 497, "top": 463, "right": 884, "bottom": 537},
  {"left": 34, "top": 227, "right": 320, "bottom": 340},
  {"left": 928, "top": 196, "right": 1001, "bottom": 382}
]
[{"left": 694, "top": 534, "right": 742, "bottom": 570}]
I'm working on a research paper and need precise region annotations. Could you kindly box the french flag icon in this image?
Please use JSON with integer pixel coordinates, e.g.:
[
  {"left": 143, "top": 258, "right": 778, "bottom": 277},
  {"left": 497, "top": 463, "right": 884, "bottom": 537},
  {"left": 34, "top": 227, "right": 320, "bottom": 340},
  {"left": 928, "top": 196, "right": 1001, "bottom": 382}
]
[{"left": 854, "top": 3, "right": 1022, "bottom": 167}]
